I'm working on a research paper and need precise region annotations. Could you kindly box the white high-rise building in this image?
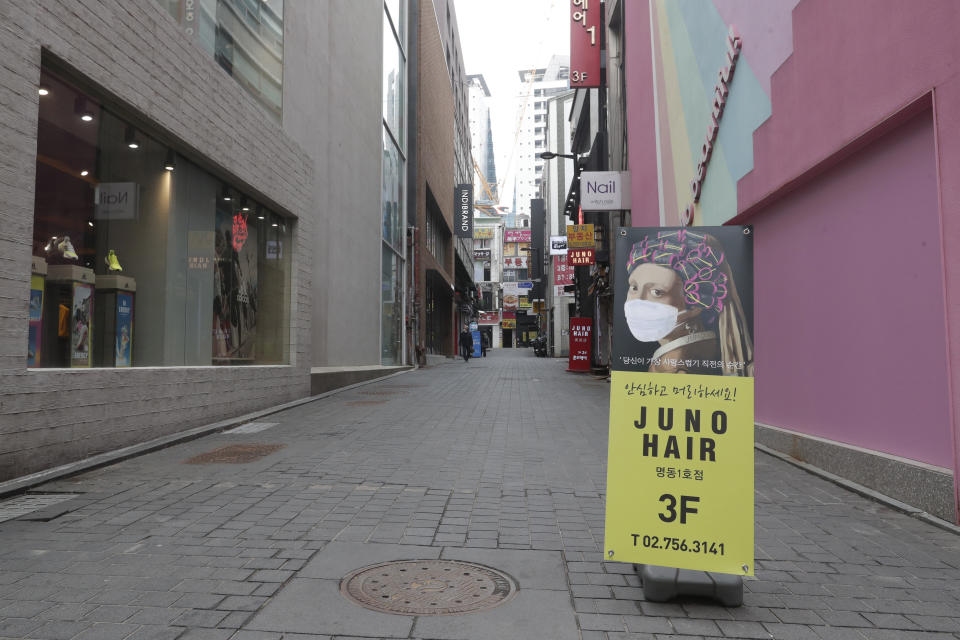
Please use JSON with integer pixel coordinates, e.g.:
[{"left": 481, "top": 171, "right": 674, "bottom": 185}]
[{"left": 512, "top": 55, "right": 569, "bottom": 218}]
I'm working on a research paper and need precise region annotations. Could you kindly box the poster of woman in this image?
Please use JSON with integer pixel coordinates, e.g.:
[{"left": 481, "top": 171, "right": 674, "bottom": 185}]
[{"left": 613, "top": 227, "right": 753, "bottom": 376}]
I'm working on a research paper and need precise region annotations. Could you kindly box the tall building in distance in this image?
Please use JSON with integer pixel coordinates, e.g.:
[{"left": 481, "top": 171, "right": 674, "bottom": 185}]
[
  {"left": 512, "top": 55, "right": 569, "bottom": 218},
  {"left": 467, "top": 74, "right": 498, "bottom": 203}
]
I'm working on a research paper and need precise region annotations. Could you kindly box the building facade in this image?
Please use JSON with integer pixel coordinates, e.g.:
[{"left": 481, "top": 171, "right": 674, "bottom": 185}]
[
  {"left": 621, "top": 0, "right": 960, "bottom": 522},
  {"left": 512, "top": 55, "right": 570, "bottom": 218},
  {"left": 0, "top": 1, "right": 459, "bottom": 484}
]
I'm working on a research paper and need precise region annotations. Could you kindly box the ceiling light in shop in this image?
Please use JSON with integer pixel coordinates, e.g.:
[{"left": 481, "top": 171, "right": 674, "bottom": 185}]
[
  {"left": 164, "top": 150, "right": 176, "bottom": 171},
  {"left": 80, "top": 170, "right": 89, "bottom": 176},
  {"left": 125, "top": 125, "right": 139, "bottom": 149},
  {"left": 74, "top": 96, "right": 94, "bottom": 122},
  {"left": 38, "top": 86, "right": 49, "bottom": 96}
]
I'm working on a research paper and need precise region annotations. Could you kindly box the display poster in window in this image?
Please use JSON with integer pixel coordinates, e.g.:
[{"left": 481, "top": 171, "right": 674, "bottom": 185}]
[
  {"left": 115, "top": 291, "right": 134, "bottom": 368},
  {"left": 71, "top": 282, "right": 94, "bottom": 368},
  {"left": 213, "top": 209, "right": 258, "bottom": 361},
  {"left": 604, "top": 226, "right": 755, "bottom": 576},
  {"left": 27, "top": 275, "right": 44, "bottom": 368}
]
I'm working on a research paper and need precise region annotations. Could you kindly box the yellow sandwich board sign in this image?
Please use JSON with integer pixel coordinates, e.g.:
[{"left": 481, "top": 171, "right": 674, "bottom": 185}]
[
  {"left": 604, "top": 226, "right": 755, "bottom": 576},
  {"left": 606, "top": 372, "right": 754, "bottom": 574}
]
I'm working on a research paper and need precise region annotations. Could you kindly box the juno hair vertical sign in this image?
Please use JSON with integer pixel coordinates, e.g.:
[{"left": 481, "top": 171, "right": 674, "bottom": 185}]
[{"left": 455, "top": 184, "right": 473, "bottom": 239}]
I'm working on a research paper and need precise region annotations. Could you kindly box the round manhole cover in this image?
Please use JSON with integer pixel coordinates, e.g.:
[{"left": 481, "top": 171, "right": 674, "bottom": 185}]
[{"left": 341, "top": 559, "right": 517, "bottom": 615}]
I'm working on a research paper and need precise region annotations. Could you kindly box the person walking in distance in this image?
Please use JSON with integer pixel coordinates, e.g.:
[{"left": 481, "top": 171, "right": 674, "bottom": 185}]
[
  {"left": 460, "top": 326, "right": 473, "bottom": 362},
  {"left": 481, "top": 333, "right": 488, "bottom": 357}
]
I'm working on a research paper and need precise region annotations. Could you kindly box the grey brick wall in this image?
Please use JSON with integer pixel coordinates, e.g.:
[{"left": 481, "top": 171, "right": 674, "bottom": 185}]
[{"left": 0, "top": 0, "right": 315, "bottom": 481}]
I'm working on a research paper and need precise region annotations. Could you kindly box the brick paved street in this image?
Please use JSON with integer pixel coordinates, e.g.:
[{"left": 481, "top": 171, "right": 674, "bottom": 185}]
[{"left": 2, "top": 349, "right": 960, "bottom": 639}]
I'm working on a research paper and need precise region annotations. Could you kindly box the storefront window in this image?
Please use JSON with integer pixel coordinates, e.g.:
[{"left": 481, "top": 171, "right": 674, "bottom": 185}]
[
  {"left": 380, "top": 3, "right": 406, "bottom": 366},
  {"left": 158, "top": 0, "right": 283, "bottom": 121},
  {"left": 28, "top": 68, "right": 292, "bottom": 369}
]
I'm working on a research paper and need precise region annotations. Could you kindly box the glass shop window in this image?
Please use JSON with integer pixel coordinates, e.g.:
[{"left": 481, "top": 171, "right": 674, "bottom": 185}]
[{"left": 28, "top": 68, "right": 292, "bottom": 369}]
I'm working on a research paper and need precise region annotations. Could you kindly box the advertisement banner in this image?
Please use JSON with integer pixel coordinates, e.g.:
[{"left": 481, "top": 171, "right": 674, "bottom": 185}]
[
  {"left": 568, "top": 317, "right": 592, "bottom": 371},
  {"left": 27, "top": 275, "right": 44, "bottom": 367},
  {"left": 504, "top": 229, "right": 531, "bottom": 243},
  {"left": 566, "top": 224, "right": 595, "bottom": 248},
  {"left": 455, "top": 184, "right": 473, "bottom": 239},
  {"left": 503, "top": 242, "right": 518, "bottom": 257},
  {"left": 503, "top": 256, "right": 528, "bottom": 269},
  {"left": 71, "top": 282, "right": 94, "bottom": 368},
  {"left": 478, "top": 311, "right": 500, "bottom": 324},
  {"left": 502, "top": 282, "right": 519, "bottom": 310},
  {"left": 604, "top": 226, "right": 755, "bottom": 576},
  {"left": 568, "top": 248, "right": 595, "bottom": 266},
  {"left": 550, "top": 235, "right": 568, "bottom": 255},
  {"left": 554, "top": 285, "right": 573, "bottom": 298},
  {"left": 474, "top": 227, "right": 494, "bottom": 239},
  {"left": 570, "top": 0, "right": 602, "bottom": 88},
  {"left": 553, "top": 254, "right": 574, "bottom": 286},
  {"left": 115, "top": 291, "right": 134, "bottom": 367},
  {"left": 501, "top": 318, "right": 516, "bottom": 329},
  {"left": 472, "top": 330, "right": 482, "bottom": 358},
  {"left": 518, "top": 297, "right": 531, "bottom": 309}
]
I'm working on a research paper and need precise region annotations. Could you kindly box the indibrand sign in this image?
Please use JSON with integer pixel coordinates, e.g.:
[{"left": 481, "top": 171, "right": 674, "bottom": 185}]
[{"left": 455, "top": 184, "right": 473, "bottom": 239}]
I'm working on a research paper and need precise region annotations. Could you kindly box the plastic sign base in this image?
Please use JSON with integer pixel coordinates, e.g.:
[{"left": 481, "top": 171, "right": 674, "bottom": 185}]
[{"left": 635, "top": 564, "right": 743, "bottom": 607}]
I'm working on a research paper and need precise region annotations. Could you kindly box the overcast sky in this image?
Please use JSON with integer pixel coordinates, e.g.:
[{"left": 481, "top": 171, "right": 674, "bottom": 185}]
[{"left": 453, "top": 0, "right": 569, "bottom": 209}]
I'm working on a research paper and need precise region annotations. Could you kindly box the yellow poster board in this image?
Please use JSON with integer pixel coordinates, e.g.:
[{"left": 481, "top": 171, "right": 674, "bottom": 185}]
[{"left": 604, "top": 371, "right": 754, "bottom": 575}]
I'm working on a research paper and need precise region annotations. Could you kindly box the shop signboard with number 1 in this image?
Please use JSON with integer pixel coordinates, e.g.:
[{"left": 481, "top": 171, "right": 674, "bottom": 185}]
[{"left": 603, "top": 226, "right": 755, "bottom": 576}]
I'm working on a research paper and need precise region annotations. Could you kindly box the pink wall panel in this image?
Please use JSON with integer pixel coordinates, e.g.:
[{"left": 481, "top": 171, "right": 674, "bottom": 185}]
[
  {"left": 754, "top": 111, "right": 952, "bottom": 467},
  {"left": 624, "top": 0, "right": 661, "bottom": 228}
]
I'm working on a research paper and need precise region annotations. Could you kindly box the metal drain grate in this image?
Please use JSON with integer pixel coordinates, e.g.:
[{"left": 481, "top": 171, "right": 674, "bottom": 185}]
[
  {"left": 224, "top": 422, "right": 279, "bottom": 434},
  {"left": 0, "top": 493, "right": 81, "bottom": 523},
  {"left": 341, "top": 559, "right": 517, "bottom": 616},
  {"left": 185, "top": 444, "right": 284, "bottom": 464}
]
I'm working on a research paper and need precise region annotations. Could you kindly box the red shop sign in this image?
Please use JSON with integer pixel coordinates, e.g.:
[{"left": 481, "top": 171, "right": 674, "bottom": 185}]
[
  {"left": 568, "top": 248, "right": 595, "bottom": 266},
  {"left": 570, "top": 0, "right": 601, "bottom": 88},
  {"left": 568, "top": 317, "right": 592, "bottom": 372}
]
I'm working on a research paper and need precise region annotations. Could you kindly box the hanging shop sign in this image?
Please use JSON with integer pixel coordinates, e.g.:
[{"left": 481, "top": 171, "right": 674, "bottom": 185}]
[
  {"left": 681, "top": 26, "right": 742, "bottom": 225},
  {"left": 568, "top": 317, "right": 592, "bottom": 371},
  {"left": 604, "top": 226, "right": 755, "bottom": 576},
  {"left": 474, "top": 227, "right": 495, "bottom": 239},
  {"left": 501, "top": 318, "right": 517, "bottom": 329},
  {"left": 581, "top": 171, "right": 631, "bottom": 211},
  {"left": 455, "top": 184, "right": 473, "bottom": 238},
  {"left": 566, "top": 224, "right": 595, "bottom": 248},
  {"left": 517, "top": 281, "right": 534, "bottom": 291},
  {"left": 550, "top": 235, "right": 568, "bottom": 255},
  {"left": 503, "top": 256, "right": 528, "bottom": 269},
  {"left": 568, "top": 248, "right": 595, "bottom": 266},
  {"left": 569, "top": 0, "right": 601, "bottom": 88},
  {"left": 518, "top": 296, "right": 532, "bottom": 309},
  {"left": 474, "top": 248, "right": 492, "bottom": 260},
  {"left": 504, "top": 229, "right": 532, "bottom": 243},
  {"left": 478, "top": 311, "right": 500, "bottom": 324}
]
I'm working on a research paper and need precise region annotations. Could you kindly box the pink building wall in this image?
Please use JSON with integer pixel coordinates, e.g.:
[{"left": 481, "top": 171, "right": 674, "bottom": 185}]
[{"left": 624, "top": 0, "right": 960, "bottom": 514}]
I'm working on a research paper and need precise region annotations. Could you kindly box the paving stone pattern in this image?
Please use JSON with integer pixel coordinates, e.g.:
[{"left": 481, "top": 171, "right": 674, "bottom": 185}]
[{"left": 1, "top": 350, "right": 960, "bottom": 639}]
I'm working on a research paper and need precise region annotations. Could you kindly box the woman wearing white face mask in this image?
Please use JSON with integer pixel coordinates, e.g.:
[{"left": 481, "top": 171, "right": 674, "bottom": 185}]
[{"left": 623, "top": 229, "right": 753, "bottom": 376}]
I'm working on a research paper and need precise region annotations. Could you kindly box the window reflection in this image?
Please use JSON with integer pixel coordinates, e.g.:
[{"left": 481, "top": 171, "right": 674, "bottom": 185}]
[{"left": 158, "top": 0, "right": 284, "bottom": 121}]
